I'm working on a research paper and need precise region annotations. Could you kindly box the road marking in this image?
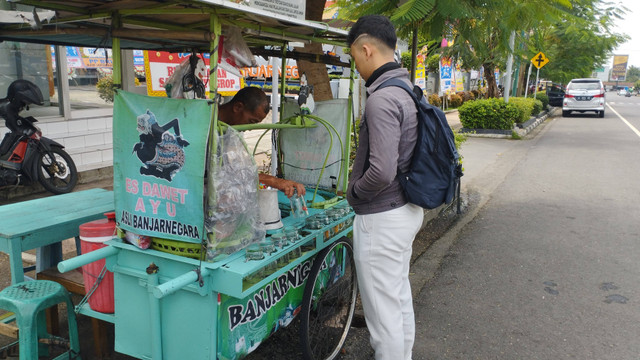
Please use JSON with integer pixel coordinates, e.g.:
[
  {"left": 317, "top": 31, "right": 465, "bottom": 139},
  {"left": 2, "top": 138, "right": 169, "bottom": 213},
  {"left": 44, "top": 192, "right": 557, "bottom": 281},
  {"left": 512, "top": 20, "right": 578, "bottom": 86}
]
[{"left": 607, "top": 103, "right": 640, "bottom": 138}]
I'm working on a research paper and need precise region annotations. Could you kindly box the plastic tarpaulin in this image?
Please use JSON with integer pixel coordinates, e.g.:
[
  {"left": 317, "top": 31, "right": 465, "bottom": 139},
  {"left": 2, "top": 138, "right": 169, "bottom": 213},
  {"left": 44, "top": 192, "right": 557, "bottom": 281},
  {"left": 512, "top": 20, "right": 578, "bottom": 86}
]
[{"left": 278, "top": 99, "right": 349, "bottom": 191}]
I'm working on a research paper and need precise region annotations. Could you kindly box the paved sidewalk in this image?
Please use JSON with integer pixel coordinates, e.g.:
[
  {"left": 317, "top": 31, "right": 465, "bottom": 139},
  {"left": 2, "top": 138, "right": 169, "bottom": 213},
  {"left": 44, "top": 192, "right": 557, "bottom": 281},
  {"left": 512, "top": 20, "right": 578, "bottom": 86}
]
[{"left": 445, "top": 109, "right": 462, "bottom": 130}]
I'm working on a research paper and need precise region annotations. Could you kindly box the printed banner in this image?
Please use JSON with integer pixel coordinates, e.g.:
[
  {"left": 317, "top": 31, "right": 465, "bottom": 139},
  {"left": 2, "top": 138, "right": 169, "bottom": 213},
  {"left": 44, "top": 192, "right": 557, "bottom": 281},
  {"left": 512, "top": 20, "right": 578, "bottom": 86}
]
[
  {"left": 243, "top": 64, "right": 300, "bottom": 79},
  {"left": 415, "top": 53, "right": 426, "bottom": 91},
  {"left": 218, "top": 243, "right": 349, "bottom": 359},
  {"left": 50, "top": 46, "right": 113, "bottom": 69},
  {"left": 414, "top": 45, "right": 428, "bottom": 92},
  {"left": 454, "top": 60, "right": 464, "bottom": 92},
  {"left": 133, "top": 49, "right": 145, "bottom": 72},
  {"left": 113, "top": 91, "right": 211, "bottom": 243},
  {"left": 219, "top": 260, "right": 310, "bottom": 358},
  {"left": 144, "top": 51, "right": 243, "bottom": 97},
  {"left": 439, "top": 57, "right": 453, "bottom": 95}
]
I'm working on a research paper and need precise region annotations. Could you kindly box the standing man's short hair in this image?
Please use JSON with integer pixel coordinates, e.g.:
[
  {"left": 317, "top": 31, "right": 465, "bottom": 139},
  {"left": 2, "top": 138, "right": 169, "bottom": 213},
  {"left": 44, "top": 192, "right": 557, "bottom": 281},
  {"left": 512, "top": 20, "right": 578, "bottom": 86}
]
[{"left": 347, "top": 15, "right": 397, "bottom": 51}]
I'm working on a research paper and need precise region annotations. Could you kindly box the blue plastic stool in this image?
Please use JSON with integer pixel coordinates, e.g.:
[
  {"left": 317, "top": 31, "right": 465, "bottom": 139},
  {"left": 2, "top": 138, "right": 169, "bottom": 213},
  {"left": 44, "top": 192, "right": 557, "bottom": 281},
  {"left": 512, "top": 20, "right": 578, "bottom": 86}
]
[{"left": 0, "top": 280, "right": 81, "bottom": 359}]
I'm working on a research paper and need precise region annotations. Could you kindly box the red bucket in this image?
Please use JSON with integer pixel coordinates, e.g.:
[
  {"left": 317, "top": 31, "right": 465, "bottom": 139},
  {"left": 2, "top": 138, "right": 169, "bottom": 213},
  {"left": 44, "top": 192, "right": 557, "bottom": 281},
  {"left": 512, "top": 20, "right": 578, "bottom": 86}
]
[{"left": 80, "top": 212, "right": 116, "bottom": 313}]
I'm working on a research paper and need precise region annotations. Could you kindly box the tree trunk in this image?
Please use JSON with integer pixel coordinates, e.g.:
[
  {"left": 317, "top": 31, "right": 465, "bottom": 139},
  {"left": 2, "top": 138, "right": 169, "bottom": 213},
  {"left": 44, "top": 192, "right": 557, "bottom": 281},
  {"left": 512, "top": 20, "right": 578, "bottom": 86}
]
[
  {"left": 483, "top": 64, "right": 499, "bottom": 98},
  {"left": 296, "top": 0, "right": 332, "bottom": 101},
  {"left": 516, "top": 62, "right": 527, "bottom": 96}
]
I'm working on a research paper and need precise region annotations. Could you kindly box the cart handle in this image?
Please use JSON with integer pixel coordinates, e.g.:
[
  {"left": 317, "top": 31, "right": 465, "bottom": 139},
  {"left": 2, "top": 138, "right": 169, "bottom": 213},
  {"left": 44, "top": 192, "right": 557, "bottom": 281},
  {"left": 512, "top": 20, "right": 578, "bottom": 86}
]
[
  {"left": 153, "top": 268, "right": 210, "bottom": 299},
  {"left": 58, "top": 246, "right": 120, "bottom": 273}
]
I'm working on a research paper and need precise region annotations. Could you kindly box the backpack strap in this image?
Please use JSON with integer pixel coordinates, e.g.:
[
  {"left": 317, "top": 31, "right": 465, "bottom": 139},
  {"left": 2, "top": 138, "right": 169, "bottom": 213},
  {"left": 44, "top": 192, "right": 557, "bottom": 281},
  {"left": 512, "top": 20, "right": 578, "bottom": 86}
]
[
  {"left": 375, "top": 78, "right": 422, "bottom": 101},
  {"left": 360, "top": 78, "right": 429, "bottom": 183},
  {"left": 374, "top": 77, "right": 439, "bottom": 156}
]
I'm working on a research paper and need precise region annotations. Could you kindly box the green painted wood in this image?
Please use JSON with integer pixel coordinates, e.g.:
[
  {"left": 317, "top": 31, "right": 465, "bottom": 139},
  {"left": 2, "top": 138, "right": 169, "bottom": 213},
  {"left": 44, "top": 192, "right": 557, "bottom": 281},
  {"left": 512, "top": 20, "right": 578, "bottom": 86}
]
[
  {"left": 0, "top": 188, "right": 115, "bottom": 284},
  {"left": 0, "top": 189, "right": 113, "bottom": 238}
]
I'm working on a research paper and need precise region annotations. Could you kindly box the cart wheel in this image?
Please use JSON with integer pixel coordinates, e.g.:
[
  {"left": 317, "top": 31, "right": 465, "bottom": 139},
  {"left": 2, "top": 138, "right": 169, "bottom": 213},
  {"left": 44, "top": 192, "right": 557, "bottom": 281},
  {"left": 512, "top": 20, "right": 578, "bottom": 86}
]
[{"left": 300, "top": 237, "right": 358, "bottom": 360}]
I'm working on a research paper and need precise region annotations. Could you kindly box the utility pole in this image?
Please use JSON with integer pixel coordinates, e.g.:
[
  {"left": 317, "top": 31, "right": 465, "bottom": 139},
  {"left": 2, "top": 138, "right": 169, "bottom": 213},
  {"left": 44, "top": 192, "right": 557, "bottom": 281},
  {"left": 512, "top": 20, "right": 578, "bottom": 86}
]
[{"left": 524, "top": 63, "right": 532, "bottom": 97}]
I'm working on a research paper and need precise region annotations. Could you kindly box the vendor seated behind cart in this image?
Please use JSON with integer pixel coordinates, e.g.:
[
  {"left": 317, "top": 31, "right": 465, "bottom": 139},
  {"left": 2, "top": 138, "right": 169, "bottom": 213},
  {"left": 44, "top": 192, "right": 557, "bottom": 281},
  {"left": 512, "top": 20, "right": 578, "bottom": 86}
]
[{"left": 219, "top": 86, "right": 305, "bottom": 198}]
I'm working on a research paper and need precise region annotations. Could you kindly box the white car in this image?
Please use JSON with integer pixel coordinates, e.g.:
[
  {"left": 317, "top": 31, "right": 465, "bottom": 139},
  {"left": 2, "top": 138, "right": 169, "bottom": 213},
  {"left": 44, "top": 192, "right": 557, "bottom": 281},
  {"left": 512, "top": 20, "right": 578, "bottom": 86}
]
[{"left": 562, "top": 78, "right": 605, "bottom": 118}]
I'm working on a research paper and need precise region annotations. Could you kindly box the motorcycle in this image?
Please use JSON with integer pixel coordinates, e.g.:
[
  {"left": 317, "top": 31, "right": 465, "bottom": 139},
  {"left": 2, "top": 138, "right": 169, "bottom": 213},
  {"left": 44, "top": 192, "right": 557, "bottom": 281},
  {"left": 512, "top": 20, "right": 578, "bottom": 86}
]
[{"left": 0, "top": 79, "right": 78, "bottom": 194}]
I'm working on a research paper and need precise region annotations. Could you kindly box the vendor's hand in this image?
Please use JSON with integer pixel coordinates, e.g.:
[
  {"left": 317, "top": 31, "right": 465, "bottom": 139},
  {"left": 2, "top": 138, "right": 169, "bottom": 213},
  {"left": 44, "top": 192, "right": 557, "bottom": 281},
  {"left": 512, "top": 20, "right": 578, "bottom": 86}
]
[
  {"left": 258, "top": 173, "right": 306, "bottom": 198},
  {"left": 278, "top": 179, "right": 306, "bottom": 198}
]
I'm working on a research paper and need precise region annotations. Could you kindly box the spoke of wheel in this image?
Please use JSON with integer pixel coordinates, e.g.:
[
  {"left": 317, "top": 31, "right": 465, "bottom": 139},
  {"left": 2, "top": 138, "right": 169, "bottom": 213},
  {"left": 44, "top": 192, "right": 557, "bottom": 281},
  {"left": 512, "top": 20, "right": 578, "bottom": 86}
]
[{"left": 308, "top": 267, "right": 355, "bottom": 357}]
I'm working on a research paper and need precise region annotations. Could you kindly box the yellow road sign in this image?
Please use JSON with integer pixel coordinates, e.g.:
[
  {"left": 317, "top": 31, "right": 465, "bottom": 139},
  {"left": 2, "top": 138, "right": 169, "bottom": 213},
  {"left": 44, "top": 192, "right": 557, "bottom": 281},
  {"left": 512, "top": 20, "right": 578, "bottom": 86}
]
[{"left": 531, "top": 52, "right": 549, "bottom": 69}]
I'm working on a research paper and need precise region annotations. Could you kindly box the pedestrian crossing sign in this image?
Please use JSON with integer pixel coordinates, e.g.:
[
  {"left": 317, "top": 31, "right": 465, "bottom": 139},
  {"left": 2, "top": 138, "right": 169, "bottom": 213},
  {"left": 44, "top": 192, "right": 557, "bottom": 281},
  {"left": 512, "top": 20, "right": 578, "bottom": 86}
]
[{"left": 531, "top": 52, "right": 549, "bottom": 69}]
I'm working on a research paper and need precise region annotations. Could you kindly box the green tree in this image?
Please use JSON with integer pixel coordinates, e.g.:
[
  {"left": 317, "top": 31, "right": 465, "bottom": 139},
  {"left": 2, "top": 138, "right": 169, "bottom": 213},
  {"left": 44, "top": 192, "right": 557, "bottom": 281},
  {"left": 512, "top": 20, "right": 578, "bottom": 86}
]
[
  {"left": 626, "top": 65, "right": 640, "bottom": 83},
  {"left": 442, "top": 0, "right": 571, "bottom": 98},
  {"left": 533, "top": 0, "right": 627, "bottom": 84},
  {"left": 335, "top": 0, "right": 569, "bottom": 98}
]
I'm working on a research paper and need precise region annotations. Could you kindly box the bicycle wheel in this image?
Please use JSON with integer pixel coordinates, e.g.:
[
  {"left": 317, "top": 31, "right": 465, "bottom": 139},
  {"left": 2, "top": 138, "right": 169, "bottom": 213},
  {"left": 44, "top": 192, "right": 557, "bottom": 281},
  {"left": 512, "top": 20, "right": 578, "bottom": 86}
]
[
  {"left": 37, "top": 146, "right": 78, "bottom": 194},
  {"left": 300, "top": 237, "right": 357, "bottom": 360}
]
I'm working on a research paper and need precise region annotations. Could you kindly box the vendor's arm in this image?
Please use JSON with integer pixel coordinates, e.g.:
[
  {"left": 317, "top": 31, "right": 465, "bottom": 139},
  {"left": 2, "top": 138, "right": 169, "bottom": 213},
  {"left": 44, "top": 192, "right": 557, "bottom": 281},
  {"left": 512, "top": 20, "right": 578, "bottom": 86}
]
[{"left": 259, "top": 173, "right": 306, "bottom": 198}]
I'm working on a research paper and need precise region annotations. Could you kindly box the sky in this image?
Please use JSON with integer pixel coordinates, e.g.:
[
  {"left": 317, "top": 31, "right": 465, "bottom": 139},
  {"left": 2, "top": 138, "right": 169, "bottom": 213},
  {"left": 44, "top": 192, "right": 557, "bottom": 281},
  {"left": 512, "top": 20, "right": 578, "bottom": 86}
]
[{"left": 610, "top": 0, "right": 640, "bottom": 69}]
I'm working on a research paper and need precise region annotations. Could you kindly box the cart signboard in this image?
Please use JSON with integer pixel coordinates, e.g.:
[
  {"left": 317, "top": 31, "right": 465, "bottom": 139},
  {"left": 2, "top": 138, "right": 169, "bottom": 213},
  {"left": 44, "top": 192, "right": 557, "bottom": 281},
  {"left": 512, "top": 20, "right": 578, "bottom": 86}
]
[
  {"left": 218, "top": 259, "right": 311, "bottom": 358},
  {"left": 113, "top": 91, "right": 211, "bottom": 242},
  {"left": 218, "top": 243, "right": 349, "bottom": 359}
]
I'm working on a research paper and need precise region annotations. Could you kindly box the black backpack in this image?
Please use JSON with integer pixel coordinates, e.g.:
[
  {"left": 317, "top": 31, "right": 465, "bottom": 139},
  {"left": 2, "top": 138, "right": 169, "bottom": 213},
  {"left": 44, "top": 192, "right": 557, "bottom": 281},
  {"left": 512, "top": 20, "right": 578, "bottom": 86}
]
[{"left": 375, "top": 78, "right": 463, "bottom": 210}]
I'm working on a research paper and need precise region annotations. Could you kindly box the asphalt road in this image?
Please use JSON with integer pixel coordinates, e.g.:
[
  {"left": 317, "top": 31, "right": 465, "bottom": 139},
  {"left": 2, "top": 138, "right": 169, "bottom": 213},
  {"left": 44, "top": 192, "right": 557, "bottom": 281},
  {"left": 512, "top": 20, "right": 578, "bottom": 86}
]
[{"left": 412, "top": 96, "right": 640, "bottom": 359}]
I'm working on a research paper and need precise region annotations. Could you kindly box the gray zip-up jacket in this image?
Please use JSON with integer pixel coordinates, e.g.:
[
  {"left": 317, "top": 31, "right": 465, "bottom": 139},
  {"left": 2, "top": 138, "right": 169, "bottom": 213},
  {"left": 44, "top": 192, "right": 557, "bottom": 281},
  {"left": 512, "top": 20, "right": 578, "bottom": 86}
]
[{"left": 347, "top": 67, "right": 418, "bottom": 215}]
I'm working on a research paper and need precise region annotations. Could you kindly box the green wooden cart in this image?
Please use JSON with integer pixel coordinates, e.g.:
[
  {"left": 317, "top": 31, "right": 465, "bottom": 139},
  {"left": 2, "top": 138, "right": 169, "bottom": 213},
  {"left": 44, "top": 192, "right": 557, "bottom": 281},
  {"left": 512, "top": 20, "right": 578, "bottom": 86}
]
[{"left": 1, "top": 1, "right": 359, "bottom": 359}]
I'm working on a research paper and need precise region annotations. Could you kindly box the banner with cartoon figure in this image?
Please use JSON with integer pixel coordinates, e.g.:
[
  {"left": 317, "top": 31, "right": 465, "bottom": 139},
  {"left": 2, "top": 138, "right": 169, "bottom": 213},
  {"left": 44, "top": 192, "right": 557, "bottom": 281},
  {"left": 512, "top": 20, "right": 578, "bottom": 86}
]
[{"left": 113, "top": 91, "right": 211, "bottom": 243}]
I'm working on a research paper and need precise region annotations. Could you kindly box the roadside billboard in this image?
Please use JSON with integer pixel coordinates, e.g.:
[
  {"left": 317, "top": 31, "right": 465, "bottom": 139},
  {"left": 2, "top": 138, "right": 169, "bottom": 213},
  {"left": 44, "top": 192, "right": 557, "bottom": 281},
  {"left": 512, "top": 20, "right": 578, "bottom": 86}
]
[{"left": 611, "top": 55, "right": 629, "bottom": 81}]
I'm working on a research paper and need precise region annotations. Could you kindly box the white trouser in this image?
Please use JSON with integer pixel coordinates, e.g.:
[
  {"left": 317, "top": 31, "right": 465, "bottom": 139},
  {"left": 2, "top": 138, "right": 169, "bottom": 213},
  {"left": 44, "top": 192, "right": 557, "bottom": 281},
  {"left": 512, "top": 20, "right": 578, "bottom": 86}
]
[{"left": 353, "top": 203, "right": 424, "bottom": 360}]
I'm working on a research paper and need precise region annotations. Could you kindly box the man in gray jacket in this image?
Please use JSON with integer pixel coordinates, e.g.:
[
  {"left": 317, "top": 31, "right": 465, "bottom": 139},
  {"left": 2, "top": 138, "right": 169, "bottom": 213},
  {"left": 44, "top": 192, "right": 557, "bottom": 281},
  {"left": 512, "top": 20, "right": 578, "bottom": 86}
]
[{"left": 346, "top": 15, "right": 424, "bottom": 360}]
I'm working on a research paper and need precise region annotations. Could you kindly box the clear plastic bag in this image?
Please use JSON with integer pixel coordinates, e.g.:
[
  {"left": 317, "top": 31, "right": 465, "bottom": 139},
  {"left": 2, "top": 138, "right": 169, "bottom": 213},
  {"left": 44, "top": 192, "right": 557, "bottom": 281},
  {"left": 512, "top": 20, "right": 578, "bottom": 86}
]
[
  {"left": 219, "top": 26, "right": 257, "bottom": 77},
  {"left": 164, "top": 55, "right": 207, "bottom": 99},
  {"left": 205, "top": 126, "right": 265, "bottom": 261}
]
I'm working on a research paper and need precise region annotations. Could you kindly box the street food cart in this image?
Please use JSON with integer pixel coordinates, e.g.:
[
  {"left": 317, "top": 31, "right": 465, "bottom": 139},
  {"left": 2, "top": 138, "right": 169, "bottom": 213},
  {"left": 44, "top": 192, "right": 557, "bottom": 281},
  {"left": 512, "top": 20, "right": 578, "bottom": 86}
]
[{"left": 0, "top": 1, "right": 358, "bottom": 359}]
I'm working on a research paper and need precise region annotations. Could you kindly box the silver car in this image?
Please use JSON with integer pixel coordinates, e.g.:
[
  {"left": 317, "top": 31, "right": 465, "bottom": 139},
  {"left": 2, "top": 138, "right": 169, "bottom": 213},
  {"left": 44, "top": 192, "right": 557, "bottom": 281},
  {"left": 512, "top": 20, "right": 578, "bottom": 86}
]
[{"left": 562, "top": 78, "right": 605, "bottom": 118}]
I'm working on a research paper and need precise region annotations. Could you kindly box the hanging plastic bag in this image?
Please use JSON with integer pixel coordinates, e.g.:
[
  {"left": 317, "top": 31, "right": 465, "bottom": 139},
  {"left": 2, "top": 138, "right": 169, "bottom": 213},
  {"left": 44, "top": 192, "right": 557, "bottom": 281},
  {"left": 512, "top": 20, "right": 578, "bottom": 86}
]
[
  {"left": 205, "top": 126, "right": 265, "bottom": 261},
  {"left": 219, "top": 26, "right": 256, "bottom": 77},
  {"left": 164, "top": 54, "right": 207, "bottom": 99}
]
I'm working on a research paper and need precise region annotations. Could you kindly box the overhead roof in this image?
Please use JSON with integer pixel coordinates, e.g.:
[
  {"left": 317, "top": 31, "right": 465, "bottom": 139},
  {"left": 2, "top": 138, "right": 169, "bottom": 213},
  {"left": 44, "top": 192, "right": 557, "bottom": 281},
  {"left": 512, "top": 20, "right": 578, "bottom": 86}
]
[{"left": 0, "top": 0, "right": 350, "bottom": 52}]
